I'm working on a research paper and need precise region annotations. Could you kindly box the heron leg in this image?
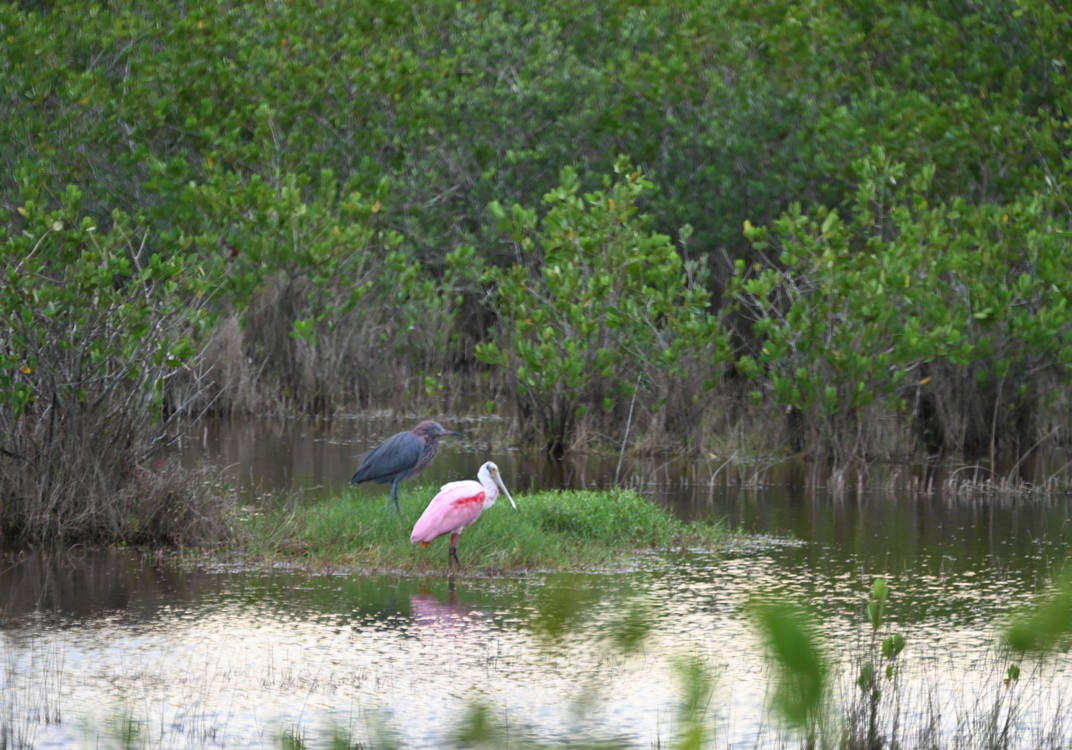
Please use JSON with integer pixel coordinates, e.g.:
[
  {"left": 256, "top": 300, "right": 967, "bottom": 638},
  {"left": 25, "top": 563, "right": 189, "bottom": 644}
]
[{"left": 387, "top": 479, "right": 403, "bottom": 522}]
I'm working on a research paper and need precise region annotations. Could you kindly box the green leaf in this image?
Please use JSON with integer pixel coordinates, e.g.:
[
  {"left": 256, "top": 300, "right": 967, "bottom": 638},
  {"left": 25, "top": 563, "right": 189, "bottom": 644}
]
[
  {"left": 1003, "top": 570, "right": 1072, "bottom": 653},
  {"left": 751, "top": 599, "right": 828, "bottom": 728}
]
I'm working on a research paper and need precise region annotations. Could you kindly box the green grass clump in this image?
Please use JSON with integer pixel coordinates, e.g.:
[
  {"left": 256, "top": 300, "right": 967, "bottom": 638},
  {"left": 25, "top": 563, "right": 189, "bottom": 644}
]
[{"left": 247, "top": 487, "right": 724, "bottom": 573}]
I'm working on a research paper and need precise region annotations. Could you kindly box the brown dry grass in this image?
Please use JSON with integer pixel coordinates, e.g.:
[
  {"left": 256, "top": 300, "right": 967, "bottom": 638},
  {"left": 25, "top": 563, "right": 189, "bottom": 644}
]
[{"left": 0, "top": 402, "right": 239, "bottom": 546}]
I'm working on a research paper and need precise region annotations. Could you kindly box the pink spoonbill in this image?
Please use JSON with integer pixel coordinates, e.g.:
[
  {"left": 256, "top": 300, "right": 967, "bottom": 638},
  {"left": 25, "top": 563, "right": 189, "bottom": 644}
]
[{"left": 411, "top": 461, "right": 517, "bottom": 569}]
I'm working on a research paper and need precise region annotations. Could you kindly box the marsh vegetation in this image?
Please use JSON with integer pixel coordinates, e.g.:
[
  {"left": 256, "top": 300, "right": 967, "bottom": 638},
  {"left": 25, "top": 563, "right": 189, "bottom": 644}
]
[
  {"left": 3, "top": 0, "right": 1072, "bottom": 543},
  {"left": 4, "top": 3, "right": 1072, "bottom": 743}
]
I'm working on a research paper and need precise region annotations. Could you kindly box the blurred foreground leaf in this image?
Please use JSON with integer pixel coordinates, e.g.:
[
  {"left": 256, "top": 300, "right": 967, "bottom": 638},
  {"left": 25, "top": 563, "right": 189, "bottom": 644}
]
[
  {"left": 750, "top": 598, "right": 828, "bottom": 728},
  {"left": 1003, "top": 570, "right": 1072, "bottom": 653},
  {"left": 672, "top": 655, "right": 715, "bottom": 750}
]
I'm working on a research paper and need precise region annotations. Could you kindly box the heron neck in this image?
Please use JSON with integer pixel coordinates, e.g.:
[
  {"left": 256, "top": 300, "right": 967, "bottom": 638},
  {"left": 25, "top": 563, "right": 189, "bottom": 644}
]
[{"left": 411, "top": 438, "right": 439, "bottom": 476}]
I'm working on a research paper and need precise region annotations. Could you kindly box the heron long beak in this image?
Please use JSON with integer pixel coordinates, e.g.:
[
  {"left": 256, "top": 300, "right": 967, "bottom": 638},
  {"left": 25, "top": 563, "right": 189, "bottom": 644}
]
[
  {"left": 494, "top": 473, "right": 518, "bottom": 512},
  {"left": 443, "top": 430, "right": 465, "bottom": 437}
]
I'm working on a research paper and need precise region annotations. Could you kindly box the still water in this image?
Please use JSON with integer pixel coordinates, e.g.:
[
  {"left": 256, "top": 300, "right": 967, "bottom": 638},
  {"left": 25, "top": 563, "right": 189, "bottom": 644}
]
[{"left": 2, "top": 414, "right": 1072, "bottom": 748}]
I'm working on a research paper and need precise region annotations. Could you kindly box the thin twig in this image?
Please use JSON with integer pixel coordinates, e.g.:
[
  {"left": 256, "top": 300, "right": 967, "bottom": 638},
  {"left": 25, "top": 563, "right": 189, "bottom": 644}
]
[{"left": 615, "top": 372, "right": 643, "bottom": 486}]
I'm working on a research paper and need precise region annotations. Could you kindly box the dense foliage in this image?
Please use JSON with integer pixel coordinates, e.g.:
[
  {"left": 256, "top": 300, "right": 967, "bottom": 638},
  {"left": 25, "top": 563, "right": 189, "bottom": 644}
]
[
  {"left": 0, "top": 171, "right": 225, "bottom": 540},
  {"left": 2, "top": 0, "right": 1072, "bottom": 538},
  {"left": 478, "top": 158, "right": 724, "bottom": 454},
  {"left": 731, "top": 150, "right": 1072, "bottom": 470}
]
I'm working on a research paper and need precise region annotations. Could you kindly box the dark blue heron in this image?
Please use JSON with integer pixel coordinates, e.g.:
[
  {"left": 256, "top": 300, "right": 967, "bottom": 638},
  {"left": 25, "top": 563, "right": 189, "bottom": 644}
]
[{"left": 350, "top": 421, "right": 464, "bottom": 519}]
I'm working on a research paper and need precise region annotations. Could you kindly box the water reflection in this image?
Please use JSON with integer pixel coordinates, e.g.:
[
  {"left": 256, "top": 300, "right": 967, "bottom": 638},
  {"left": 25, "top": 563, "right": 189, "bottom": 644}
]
[
  {"left": 0, "top": 548, "right": 198, "bottom": 622},
  {"left": 0, "top": 545, "right": 1069, "bottom": 748},
  {"left": 409, "top": 581, "right": 483, "bottom": 636},
  {"left": 0, "top": 415, "right": 1070, "bottom": 747},
  {"left": 178, "top": 416, "right": 1072, "bottom": 581}
]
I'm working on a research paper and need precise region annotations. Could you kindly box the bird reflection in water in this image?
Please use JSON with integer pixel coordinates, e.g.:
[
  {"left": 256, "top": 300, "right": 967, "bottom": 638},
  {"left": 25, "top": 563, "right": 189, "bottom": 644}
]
[{"left": 409, "top": 579, "right": 481, "bottom": 637}]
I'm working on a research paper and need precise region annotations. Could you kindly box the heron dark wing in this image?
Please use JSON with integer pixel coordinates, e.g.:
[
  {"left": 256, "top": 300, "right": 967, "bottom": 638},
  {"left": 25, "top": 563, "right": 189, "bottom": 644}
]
[{"left": 350, "top": 431, "right": 425, "bottom": 485}]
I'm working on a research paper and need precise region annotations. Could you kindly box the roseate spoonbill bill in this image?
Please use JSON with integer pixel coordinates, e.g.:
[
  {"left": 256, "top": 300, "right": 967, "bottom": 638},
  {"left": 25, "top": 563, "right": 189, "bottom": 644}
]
[
  {"left": 411, "top": 461, "right": 517, "bottom": 569},
  {"left": 350, "top": 421, "right": 464, "bottom": 520}
]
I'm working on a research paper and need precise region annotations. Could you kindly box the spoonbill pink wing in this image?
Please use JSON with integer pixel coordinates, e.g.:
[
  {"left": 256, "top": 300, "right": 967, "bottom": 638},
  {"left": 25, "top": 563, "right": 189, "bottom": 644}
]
[{"left": 410, "top": 480, "right": 487, "bottom": 546}]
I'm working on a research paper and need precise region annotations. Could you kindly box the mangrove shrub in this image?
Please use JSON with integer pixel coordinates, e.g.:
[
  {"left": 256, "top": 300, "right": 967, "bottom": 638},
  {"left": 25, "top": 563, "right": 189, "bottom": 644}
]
[
  {"left": 732, "top": 149, "right": 1072, "bottom": 469},
  {"left": 0, "top": 171, "right": 223, "bottom": 543},
  {"left": 478, "top": 159, "right": 724, "bottom": 455}
]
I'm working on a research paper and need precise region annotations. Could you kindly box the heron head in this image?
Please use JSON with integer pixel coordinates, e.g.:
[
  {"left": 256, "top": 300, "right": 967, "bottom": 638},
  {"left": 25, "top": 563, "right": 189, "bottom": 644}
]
[
  {"left": 415, "top": 421, "right": 465, "bottom": 439},
  {"left": 480, "top": 461, "right": 517, "bottom": 512}
]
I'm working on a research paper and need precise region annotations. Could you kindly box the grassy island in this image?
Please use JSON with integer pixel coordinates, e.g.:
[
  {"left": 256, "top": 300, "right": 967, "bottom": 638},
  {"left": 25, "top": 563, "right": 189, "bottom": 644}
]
[{"left": 243, "top": 488, "right": 725, "bottom": 574}]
